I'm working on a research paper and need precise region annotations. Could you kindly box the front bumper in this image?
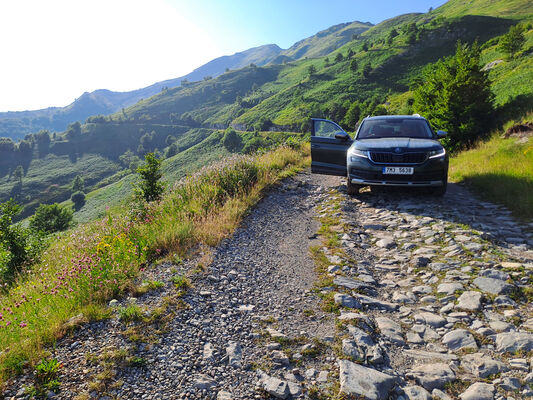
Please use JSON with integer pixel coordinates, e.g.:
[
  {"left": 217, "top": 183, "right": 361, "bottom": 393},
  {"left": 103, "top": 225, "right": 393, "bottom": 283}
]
[
  {"left": 350, "top": 177, "right": 444, "bottom": 187},
  {"left": 348, "top": 156, "right": 448, "bottom": 187}
]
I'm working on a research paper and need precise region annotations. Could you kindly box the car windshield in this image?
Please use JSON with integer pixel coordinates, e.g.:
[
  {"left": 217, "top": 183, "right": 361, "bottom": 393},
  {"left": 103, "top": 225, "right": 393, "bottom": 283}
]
[{"left": 356, "top": 118, "right": 434, "bottom": 139}]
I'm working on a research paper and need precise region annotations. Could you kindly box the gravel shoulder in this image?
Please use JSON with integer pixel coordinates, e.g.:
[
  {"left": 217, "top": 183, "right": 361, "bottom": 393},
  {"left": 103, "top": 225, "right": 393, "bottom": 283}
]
[{"left": 4, "top": 172, "right": 533, "bottom": 400}]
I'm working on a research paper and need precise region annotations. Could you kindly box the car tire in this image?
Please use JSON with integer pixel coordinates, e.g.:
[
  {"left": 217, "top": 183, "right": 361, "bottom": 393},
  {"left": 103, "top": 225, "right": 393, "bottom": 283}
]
[{"left": 347, "top": 179, "right": 361, "bottom": 196}]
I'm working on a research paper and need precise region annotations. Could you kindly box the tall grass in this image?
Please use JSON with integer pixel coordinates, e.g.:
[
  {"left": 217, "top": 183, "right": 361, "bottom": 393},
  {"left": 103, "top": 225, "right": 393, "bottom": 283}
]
[
  {"left": 449, "top": 123, "right": 533, "bottom": 220},
  {"left": 0, "top": 144, "right": 309, "bottom": 388}
]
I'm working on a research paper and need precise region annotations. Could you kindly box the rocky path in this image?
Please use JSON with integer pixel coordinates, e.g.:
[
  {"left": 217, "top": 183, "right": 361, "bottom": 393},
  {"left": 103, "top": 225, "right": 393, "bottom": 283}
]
[
  {"left": 318, "top": 182, "right": 533, "bottom": 400},
  {"left": 5, "top": 172, "right": 533, "bottom": 400}
]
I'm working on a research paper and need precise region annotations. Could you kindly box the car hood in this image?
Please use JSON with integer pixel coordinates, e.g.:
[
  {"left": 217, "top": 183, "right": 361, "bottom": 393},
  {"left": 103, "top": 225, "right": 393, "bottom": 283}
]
[{"left": 352, "top": 138, "right": 442, "bottom": 152}]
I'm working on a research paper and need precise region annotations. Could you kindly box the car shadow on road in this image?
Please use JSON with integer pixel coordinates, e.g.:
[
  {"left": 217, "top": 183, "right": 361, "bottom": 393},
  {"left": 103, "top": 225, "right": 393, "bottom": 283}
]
[{"left": 337, "top": 180, "right": 531, "bottom": 251}]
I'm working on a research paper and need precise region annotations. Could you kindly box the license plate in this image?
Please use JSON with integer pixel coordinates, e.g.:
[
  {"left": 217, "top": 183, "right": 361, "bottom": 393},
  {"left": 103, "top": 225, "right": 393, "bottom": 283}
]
[{"left": 382, "top": 167, "right": 414, "bottom": 175}]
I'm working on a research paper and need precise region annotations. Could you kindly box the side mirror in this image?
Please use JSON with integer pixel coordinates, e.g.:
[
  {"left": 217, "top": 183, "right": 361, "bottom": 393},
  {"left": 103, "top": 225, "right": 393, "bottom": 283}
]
[
  {"left": 335, "top": 132, "right": 351, "bottom": 141},
  {"left": 436, "top": 130, "right": 447, "bottom": 139}
]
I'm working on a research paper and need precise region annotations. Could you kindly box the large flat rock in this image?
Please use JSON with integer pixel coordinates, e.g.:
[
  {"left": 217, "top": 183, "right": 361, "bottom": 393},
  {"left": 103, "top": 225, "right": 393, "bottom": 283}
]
[
  {"left": 459, "top": 382, "right": 495, "bottom": 400},
  {"left": 473, "top": 277, "right": 512, "bottom": 295},
  {"left": 410, "top": 363, "right": 456, "bottom": 391},
  {"left": 334, "top": 276, "right": 374, "bottom": 292},
  {"left": 461, "top": 353, "right": 508, "bottom": 378},
  {"left": 354, "top": 293, "right": 399, "bottom": 311},
  {"left": 339, "top": 360, "right": 398, "bottom": 400},
  {"left": 495, "top": 332, "right": 533, "bottom": 353},
  {"left": 404, "top": 349, "right": 458, "bottom": 362},
  {"left": 456, "top": 291, "right": 483, "bottom": 311},
  {"left": 414, "top": 311, "right": 447, "bottom": 328},
  {"left": 442, "top": 329, "right": 478, "bottom": 351}
]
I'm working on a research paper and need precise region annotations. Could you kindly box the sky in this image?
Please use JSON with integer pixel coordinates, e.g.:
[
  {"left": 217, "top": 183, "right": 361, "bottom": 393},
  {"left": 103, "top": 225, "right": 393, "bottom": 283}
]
[{"left": 0, "top": 0, "right": 446, "bottom": 112}]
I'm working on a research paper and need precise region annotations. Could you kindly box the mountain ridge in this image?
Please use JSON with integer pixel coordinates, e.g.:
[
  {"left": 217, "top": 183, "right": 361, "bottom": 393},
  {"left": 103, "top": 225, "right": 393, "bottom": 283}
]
[{"left": 0, "top": 21, "right": 372, "bottom": 140}]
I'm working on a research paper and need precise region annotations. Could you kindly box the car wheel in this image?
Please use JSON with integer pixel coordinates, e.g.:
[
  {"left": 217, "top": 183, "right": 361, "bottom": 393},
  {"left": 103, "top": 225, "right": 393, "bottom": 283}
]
[{"left": 347, "top": 179, "right": 361, "bottom": 196}]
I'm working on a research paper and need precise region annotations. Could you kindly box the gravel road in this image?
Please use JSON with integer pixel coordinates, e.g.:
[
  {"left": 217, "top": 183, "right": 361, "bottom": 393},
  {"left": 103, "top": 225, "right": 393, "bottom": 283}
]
[{"left": 4, "top": 171, "right": 533, "bottom": 400}]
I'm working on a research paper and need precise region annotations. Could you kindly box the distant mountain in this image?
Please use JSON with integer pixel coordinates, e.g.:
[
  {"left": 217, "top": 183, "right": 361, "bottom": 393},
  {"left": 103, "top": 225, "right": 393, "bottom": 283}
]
[
  {"left": 0, "top": 44, "right": 284, "bottom": 140},
  {"left": 0, "top": 22, "right": 373, "bottom": 140}
]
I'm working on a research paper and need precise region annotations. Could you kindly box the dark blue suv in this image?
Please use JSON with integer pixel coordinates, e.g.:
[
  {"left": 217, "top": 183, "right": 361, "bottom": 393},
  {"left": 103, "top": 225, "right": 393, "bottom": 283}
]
[{"left": 310, "top": 115, "right": 449, "bottom": 196}]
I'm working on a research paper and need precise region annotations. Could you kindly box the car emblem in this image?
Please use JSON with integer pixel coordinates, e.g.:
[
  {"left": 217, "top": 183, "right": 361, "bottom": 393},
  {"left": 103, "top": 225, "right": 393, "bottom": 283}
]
[{"left": 394, "top": 147, "right": 402, "bottom": 153}]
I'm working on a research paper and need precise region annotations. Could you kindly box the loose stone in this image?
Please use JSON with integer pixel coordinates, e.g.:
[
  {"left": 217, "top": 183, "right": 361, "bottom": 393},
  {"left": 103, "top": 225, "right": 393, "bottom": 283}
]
[
  {"left": 262, "top": 376, "right": 290, "bottom": 399},
  {"left": 409, "top": 363, "right": 456, "bottom": 391},
  {"left": 495, "top": 332, "right": 533, "bottom": 353},
  {"left": 459, "top": 382, "right": 495, "bottom": 400},
  {"left": 456, "top": 291, "right": 483, "bottom": 311},
  {"left": 442, "top": 329, "right": 478, "bottom": 351},
  {"left": 403, "top": 385, "right": 432, "bottom": 400}
]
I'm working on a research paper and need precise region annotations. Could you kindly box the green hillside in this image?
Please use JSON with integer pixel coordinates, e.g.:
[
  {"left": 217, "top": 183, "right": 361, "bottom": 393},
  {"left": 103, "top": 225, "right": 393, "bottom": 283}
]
[{"left": 62, "top": 129, "right": 303, "bottom": 224}]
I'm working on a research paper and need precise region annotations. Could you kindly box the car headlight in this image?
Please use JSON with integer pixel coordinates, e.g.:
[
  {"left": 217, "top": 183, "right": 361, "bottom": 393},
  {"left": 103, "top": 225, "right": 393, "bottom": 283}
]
[
  {"left": 428, "top": 148, "right": 446, "bottom": 159},
  {"left": 349, "top": 149, "right": 368, "bottom": 161}
]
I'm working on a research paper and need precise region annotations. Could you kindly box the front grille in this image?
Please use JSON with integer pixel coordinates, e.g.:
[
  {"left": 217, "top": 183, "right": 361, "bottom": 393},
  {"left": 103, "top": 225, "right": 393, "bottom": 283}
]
[
  {"left": 369, "top": 152, "right": 427, "bottom": 164},
  {"left": 350, "top": 168, "right": 443, "bottom": 182}
]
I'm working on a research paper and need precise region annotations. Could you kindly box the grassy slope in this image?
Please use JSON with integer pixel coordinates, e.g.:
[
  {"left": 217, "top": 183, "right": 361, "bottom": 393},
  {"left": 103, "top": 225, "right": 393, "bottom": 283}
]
[
  {"left": 120, "top": 1, "right": 530, "bottom": 132},
  {"left": 433, "top": 0, "right": 533, "bottom": 18},
  {"left": 0, "top": 154, "right": 120, "bottom": 218},
  {"left": 281, "top": 21, "right": 372, "bottom": 59},
  {"left": 480, "top": 26, "right": 533, "bottom": 120},
  {"left": 65, "top": 130, "right": 228, "bottom": 224},
  {"left": 450, "top": 132, "right": 533, "bottom": 220},
  {"left": 66, "top": 129, "right": 303, "bottom": 224}
]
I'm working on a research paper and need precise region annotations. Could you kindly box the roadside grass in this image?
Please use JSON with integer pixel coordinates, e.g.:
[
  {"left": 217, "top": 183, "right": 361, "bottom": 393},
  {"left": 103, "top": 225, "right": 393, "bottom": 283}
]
[
  {"left": 0, "top": 144, "right": 310, "bottom": 388},
  {"left": 449, "top": 127, "right": 533, "bottom": 220}
]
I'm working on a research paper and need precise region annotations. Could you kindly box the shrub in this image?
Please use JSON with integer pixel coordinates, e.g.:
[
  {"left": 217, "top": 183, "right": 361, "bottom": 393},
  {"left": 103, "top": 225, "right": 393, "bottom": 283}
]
[
  {"left": 118, "top": 304, "right": 144, "bottom": 323},
  {"left": 29, "top": 203, "right": 73, "bottom": 234},
  {"left": 222, "top": 128, "right": 242, "bottom": 152},
  {"left": 166, "top": 143, "right": 178, "bottom": 158},
  {"left": 0, "top": 200, "right": 44, "bottom": 281},
  {"left": 71, "top": 191, "right": 86, "bottom": 210},
  {"left": 71, "top": 175, "right": 85, "bottom": 193},
  {"left": 242, "top": 137, "right": 267, "bottom": 154},
  {"left": 35, "top": 358, "right": 61, "bottom": 393}
]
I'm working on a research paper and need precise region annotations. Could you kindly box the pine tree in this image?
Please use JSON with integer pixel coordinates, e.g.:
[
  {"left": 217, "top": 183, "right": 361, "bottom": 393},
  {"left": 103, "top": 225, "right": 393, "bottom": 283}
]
[
  {"left": 136, "top": 153, "right": 165, "bottom": 202},
  {"left": 499, "top": 24, "right": 526, "bottom": 59},
  {"left": 413, "top": 41, "right": 493, "bottom": 150}
]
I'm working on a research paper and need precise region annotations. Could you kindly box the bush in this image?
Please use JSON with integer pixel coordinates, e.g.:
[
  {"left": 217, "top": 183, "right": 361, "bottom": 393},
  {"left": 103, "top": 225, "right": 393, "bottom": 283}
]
[
  {"left": 30, "top": 203, "right": 73, "bottom": 234},
  {"left": 71, "top": 191, "right": 86, "bottom": 210},
  {"left": 71, "top": 175, "right": 85, "bottom": 192},
  {"left": 242, "top": 137, "right": 267, "bottom": 154},
  {"left": 166, "top": 143, "right": 178, "bottom": 158},
  {"left": 222, "top": 128, "right": 242, "bottom": 152},
  {"left": 0, "top": 200, "right": 44, "bottom": 281}
]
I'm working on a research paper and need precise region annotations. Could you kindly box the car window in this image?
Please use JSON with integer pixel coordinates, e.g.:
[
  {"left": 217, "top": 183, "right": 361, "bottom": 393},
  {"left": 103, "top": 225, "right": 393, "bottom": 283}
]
[
  {"left": 357, "top": 119, "right": 434, "bottom": 139},
  {"left": 313, "top": 120, "right": 345, "bottom": 138}
]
